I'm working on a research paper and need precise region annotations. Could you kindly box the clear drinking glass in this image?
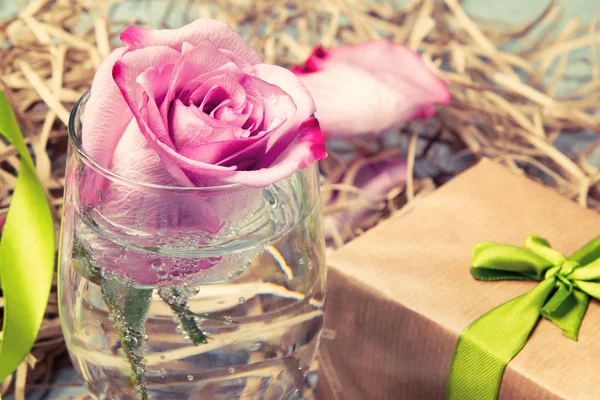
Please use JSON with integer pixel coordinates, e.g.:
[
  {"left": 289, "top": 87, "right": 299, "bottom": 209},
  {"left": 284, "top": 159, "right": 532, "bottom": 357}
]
[{"left": 58, "top": 92, "right": 326, "bottom": 399}]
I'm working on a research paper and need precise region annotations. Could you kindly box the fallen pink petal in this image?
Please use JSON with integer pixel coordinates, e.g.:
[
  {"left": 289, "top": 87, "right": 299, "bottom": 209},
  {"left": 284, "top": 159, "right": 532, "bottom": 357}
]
[
  {"left": 293, "top": 40, "right": 451, "bottom": 138},
  {"left": 325, "top": 157, "right": 407, "bottom": 243}
]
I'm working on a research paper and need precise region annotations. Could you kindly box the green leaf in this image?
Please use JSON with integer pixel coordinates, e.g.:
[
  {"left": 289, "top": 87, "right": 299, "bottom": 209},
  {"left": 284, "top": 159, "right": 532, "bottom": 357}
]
[
  {"left": 101, "top": 278, "right": 152, "bottom": 400},
  {"left": 159, "top": 287, "right": 209, "bottom": 346},
  {"left": 0, "top": 91, "right": 55, "bottom": 382}
]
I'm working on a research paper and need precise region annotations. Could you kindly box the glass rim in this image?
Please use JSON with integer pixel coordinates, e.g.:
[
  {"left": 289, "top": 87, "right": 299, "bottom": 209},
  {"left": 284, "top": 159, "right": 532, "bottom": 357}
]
[{"left": 68, "top": 91, "right": 246, "bottom": 192}]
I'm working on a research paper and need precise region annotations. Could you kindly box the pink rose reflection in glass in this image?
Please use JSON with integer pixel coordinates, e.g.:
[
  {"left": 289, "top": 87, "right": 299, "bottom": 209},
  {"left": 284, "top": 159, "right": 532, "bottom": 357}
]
[{"left": 76, "top": 19, "right": 327, "bottom": 286}]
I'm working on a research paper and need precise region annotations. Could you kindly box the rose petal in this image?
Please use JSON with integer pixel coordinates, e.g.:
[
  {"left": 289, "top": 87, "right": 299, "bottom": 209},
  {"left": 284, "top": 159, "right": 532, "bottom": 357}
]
[
  {"left": 177, "top": 66, "right": 266, "bottom": 133},
  {"left": 219, "top": 49, "right": 256, "bottom": 74},
  {"left": 102, "top": 119, "right": 222, "bottom": 234},
  {"left": 82, "top": 47, "right": 130, "bottom": 171},
  {"left": 170, "top": 99, "right": 247, "bottom": 151},
  {"left": 219, "top": 117, "right": 327, "bottom": 187},
  {"left": 159, "top": 40, "right": 236, "bottom": 120},
  {"left": 325, "top": 158, "right": 406, "bottom": 241},
  {"left": 189, "top": 74, "right": 248, "bottom": 127},
  {"left": 136, "top": 66, "right": 176, "bottom": 149},
  {"left": 179, "top": 140, "right": 256, "bottom": 166},
  {"left": 254, "top": 64, "right": 315, "bottom": 136},
  {"left": 81, "top": 47, "right": 130, "bottom": 207},
  {"left": 294, "top": 46, "right": 327, "bottom": 73},
  {"left": 294, "top": 40, "right": 450, "bottom": 138},
  {"left": 110, "top": 119, "right": 182, "bottom": 187},
  {"left": 248, "top": 64, "right": 316, "bottom": 169},
  {"left": 211, "top": 71, "right": 304, "bottom": 170},
  {"left": 113, "top": 60, "right": 235, "bottom": 185},
  {"left": 112, "top": 45, "right": 180, "bottom": 128},
  {"left": 242, "top": 75, "right": 295, "bottom": 132},
  {"left": 120, "top": 19, "right": 262, "bottom": 65}
]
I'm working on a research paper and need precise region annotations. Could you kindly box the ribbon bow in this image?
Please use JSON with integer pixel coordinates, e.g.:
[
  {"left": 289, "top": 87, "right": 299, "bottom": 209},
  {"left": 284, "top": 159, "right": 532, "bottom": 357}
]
[{"left": 447, "top": 235, "right": 600, "bottom": 400}]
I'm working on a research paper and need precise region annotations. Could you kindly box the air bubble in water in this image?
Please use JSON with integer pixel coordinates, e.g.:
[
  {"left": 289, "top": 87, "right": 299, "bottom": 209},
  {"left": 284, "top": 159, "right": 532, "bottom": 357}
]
[
  {"left": 156, "top": 269, "right": 168, "bottom": 280},
  {"left": 151, "top": 261, "right": 164, "bottom": 271},
  {"left": 124, "top": 336, "right": 138, "bottom": 347},
  {"left": 171, "top": 271, "right": 183, "bottom": 280},
  {"left": 223, "top": 316, "right": 233, "bottom": 325},
  {"left": 187, "top": 375, "right": 194, "bottom": 381},
  {"left": 85, "top": 330, "right": 90, "bottom": 336},
  {"left": 270, "top": 96, "right": 279, "bottom": 105},
  {"left": 228, "top": 367, "right": 235, "bottom": 374},
  {"left": 160, "top": 355, "right": 166, "bottom": 361},
  {"left": 238, "top": 297, "right": 246, "bottom": 304},
  {"left": 159, "top": 368, "right": 166, "bottom": 378},
  {"left": 75, "top": 291, "right": 81, "bottom": 298}
]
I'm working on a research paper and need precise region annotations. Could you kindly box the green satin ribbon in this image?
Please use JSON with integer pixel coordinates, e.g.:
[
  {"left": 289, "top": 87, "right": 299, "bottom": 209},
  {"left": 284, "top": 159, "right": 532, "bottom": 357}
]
[
  {"left": 447, "top": 235, "right": 600, "bottom": 399},
  {"left": 0, "top": 92, "right": 54, "bottom": 385}
]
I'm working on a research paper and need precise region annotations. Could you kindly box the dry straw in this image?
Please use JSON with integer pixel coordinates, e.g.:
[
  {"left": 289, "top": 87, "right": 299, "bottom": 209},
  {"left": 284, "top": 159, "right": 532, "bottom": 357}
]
[{"left": 0, "top": 0, "right": 599, "bottom": 397}]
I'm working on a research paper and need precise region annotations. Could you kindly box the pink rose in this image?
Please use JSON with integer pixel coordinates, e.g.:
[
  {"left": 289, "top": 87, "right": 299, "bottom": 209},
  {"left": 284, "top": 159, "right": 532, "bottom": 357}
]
[
  {"left": 83, "top": 18, "right": 326, "bottom": 191},
  {"left": 75, "top": 19, "right": 327, "bottom": 285},
  {"left": 292, "top": 40, "right": 451, "bottom": 138}
]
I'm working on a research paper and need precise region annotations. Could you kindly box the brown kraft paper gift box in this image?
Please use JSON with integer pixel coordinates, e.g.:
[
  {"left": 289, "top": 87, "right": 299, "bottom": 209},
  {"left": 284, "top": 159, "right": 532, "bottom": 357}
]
[{"left": 317, "top": 159, "right": 600, "bottom": 400}]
